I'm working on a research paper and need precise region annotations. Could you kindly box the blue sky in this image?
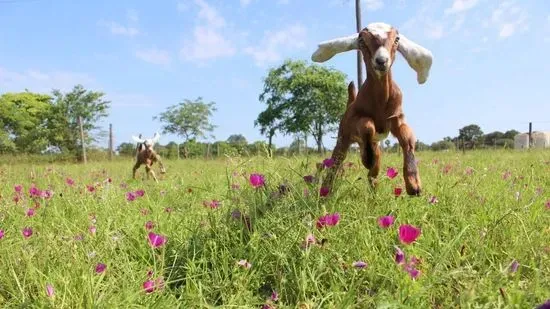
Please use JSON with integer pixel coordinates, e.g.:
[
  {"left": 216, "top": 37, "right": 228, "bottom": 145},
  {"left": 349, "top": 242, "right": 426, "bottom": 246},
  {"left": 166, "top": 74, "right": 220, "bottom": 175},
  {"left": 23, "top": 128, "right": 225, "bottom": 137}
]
[{"left": 1, "top": 0, "right": 549, "bottom": 149}]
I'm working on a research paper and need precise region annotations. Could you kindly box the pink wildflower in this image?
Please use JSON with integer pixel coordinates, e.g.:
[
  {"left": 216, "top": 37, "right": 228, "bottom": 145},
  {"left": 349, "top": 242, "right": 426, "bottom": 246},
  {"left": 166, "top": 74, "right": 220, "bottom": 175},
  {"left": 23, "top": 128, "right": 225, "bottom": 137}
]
[
  {"left": 26, "top": 208, "right": 35, "bottom": 217},
  {"left": 145, "top": 221, "right": 155, "bottom": 230},
  {"left": 319, "top": 187, "right": 330, "bottom": 197},
  {"left": 14, "top": 184, "right": 23, "bottom": 193},
  {"left": 249, "top": 173, "right": 265, "bottom": 188},
  {"left": 394, "top": 187, "right": 402, "bottom": 197},
  {"left": 135, "top": 189, "right": 145, "bottom": 197},
  {"left": 148, "top": 232, "right": 167, "bottom": 248},
  {"left": 89, "top": 226, "right": 97, "bottom": 235},
  {"left": 95, "top": 263, "right": 106, "bottom": 274},
  {"left": 0, "top": 229, "right": 4, "bottom": 239},
  {"left": 386, "top": 167, "right": 398, "bottom": 179},
  {"left": 352, "top": 261, "right": 368, "bottom": 269},
  {"left": 237, "top": 259, "right": 252, "bottom": 269},
  {"left": 22, "top": 227, "right": 33, "bottom": 238},
  {"left": 316, "top": 213, "right": 340, "bottom": 229},
  {"left": 395, "top": 246, "right": 405, "bottom": 264},
  {"left": 398, "top": 224, "right": 421, "bottom": 245},
  {"left": 46, "top": 284, "right": 54, "bottom": 298},
  {"left": 143, "top": 280, "right": 155, "bottom": 294},
  {"left": 377, "top": 215, "right": 395, "bottom": 228},
  {"left": 322, "top": 158, "right": 335, "bottom": 168}
]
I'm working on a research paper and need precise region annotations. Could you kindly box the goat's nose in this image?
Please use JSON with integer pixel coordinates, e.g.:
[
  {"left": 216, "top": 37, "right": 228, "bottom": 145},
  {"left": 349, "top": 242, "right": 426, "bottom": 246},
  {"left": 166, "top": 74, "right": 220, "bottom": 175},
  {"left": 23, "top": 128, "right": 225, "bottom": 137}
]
[{"left": 375, "top": 57, "right": 388, "bottom": 66}]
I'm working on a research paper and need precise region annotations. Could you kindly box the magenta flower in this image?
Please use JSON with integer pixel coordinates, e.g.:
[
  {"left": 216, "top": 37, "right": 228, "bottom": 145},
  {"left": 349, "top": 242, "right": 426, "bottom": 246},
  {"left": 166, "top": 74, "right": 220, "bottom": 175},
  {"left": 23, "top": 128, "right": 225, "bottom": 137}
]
[
  {"left": 303, "top": 175, "right": 314, "bottom": 183},
  {"left": 316, "top": 213, "right": 340, "bottom": 229},
  {"left": 143, "top": 280, "right": 155, "bottom": 294},
  {"left": 301, "top": 233, "right": 316, "bottom": 249},
  {"left": 145, "top": 221, "right": 155, "bottom": 230},
  {"left": 148, "top": 232, "right": 167, "bottom": 248},
  {"left": 377, "top": 215, "right": 395, "bottom": 228},
  {"left": 393, "top": 187, "right": 402, "bottom": 197},
  {"left": 86, "top": 185, "right": 95, "bottom": 193},
  {"left": 26, "top": 208, "right": 36, "bottom": 217},
  {"left": 322, "top": 158, "right": 335, "bottom": 168},
  {"left": 46, "top": 284, "right": 54, "bottom": 298},
  {"left": 89, "top": 226, "right": 97, "bottom": 235},
  {"left": 399, "top": 224, "right": 421, "bottom": 244},
  {"left": 0, "top": 229, "right": 4, "bottom": 239},
  {"left": 15, "top": 184, "right": 23, "bottom": 193},
  {"left": 405, "top": 264, "right": 420, "bottom": 279},
  {"left": 95, "top": 263, "right": 106, "bottom": 274},
  {"left": 319, "top": 186, "right": 330, "bottom": 197},
  {"left": 66, "top": 178, "right": 75, "bottom": 186},
  {"left": 126, "top": 192, "right": 136, "bottom": 202},
  {"left": 203, "top": 200, "right": 221, "bottom": 209},
  {"left": 428, "top": 196, "right": 438, "bottom": 204},
  {"left": 249, "top": 173, "right": 265, "bottom": 188},
  {"left": 237, "top": 259, "right": 252, "bottom": 269},
  {"left": 386, "top": 167, "right": 398, "bottom": 179},
  {"left": 22, "top": 227, "right": 33, "bottom": 238},
  {"left": 545, "top": 200, "right": 550, "bottom": 210},
  {"left": 135, "top": 189, "right": 145, "bottom": 197},
  {"left": 271, "top": 290, "right": 279, "bottom": 302},
  {"left": 395, "top": 246, "right": 405, "bottom": 264},
  {"left": 29, "top": 186, "right": 41, "bottom": 197},
  {"left": 352, "top": 261, "right": 368, "bottom": 269},
  {"left": 509, "top": 260, "right": 519, "bottom": 273}
]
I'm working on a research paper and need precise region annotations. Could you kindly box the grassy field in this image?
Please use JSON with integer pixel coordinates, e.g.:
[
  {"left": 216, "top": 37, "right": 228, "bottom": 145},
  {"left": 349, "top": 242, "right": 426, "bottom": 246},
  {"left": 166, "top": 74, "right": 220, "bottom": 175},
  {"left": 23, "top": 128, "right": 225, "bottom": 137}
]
[{"left": 0, "top": 149, "right": 549, "bottom": 308}]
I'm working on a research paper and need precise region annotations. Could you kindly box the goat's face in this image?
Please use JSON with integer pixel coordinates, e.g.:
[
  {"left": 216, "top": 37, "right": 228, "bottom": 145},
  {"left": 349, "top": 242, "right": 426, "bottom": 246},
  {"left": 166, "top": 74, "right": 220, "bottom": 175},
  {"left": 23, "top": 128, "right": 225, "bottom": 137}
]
[
  {"left": 357, "top": 23, "right": 400, "bottom": 79},
  {"left": 310, "top": 22, "right": 433, "bottom": 84}
]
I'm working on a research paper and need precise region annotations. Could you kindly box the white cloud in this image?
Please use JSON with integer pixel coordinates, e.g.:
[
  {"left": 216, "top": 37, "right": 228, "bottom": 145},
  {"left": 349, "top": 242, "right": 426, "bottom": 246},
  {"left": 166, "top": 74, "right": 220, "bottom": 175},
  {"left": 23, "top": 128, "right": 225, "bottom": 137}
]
[
  {"left": 0, "top": 67, "right": 97, "bottom": 93},
  {"left": 127, "top": 9, "right": 139, "bottom": 22},
  {"left": 444, "top": 0, "right": 479, "bottom": 15},
  {"left": 243, "top": 24, "right": 307, "bottom": 67},
  {"left": 488, "top": 1, "right": 528, "bottom": 39},
  {"left": 135, "top": 48, "right": 172, "bottom": 66},
  {"left": 362, "top": 0, "right": 384, "bottom": 11},
  {"left": 240, "top": 0, "right": 253, "bottom": 7},
  {"left": 98, "top": 20, "right": 139, "bottom": 37},
  {"left": 180, "top": 26, "right": 236, "bottom": 61},
  {"left": 179, "top": 0, "right": 237, "bottom": 62}
]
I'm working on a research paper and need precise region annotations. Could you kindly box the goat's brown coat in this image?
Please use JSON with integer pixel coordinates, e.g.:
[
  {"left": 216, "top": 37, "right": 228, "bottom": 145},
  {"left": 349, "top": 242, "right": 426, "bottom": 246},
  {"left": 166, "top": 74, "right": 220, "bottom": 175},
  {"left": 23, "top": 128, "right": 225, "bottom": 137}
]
[
  {"left": 133, "top": 142, "right": 166, "bottom": 182},
  {"left": 322, "top": 27, "right": 422, "bottom": 196}
]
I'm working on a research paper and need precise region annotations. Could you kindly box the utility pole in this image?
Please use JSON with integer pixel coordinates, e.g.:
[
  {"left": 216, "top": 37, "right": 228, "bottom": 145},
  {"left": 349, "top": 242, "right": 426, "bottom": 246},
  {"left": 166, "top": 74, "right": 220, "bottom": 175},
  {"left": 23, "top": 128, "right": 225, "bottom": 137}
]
[
  {"left": 108, "top": 123, "right": 113, "bottom": 161},
  {"left": 78, "top": 116, "right": 87, "bottom": 164},
  {"left": 528, "top": 122, "right": 533, "bottom": 148},
  {"left": 355, "top": 0, "right": 364, "bottom": 87}
]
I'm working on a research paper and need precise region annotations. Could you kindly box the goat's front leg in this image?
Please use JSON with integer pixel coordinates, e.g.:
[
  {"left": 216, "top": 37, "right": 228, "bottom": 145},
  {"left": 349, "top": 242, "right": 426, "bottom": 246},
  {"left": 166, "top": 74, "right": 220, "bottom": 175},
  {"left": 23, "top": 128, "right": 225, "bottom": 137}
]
[
  {"left": 390, "top": 116, "right": 421, "bottom": 196},
  {"left": 132, "top": 161, "right": 141, "bottom": 179},
  {"left": 357, "top": 117, "right": 382, "bottom": 189},
  {"left": 321, "top": 129, "right": 351, "bottom": 194},
  {"left": 145, "top": 163, "right": 159, "bottom": 183}
]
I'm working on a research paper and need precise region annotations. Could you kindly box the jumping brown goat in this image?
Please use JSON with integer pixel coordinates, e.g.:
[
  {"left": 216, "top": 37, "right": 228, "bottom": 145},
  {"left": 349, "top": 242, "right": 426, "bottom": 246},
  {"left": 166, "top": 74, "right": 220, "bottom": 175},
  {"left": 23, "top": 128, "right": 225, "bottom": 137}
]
[
  {"left": 132, "top": 132, "right": 166, "bottom": 182},
  {"left": 310, "top": 22, "right": 433, "bottom": 196}
]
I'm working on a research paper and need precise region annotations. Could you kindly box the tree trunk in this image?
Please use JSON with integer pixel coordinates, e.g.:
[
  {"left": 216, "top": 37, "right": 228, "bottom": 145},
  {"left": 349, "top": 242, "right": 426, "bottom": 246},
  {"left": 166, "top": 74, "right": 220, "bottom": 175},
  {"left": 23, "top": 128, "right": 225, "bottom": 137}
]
[
  {"left": 268, "top": 133, "right": 273, "bottom": 157},
  {"left": 316, "top": 123, "right": 323, "bottom": 154}
]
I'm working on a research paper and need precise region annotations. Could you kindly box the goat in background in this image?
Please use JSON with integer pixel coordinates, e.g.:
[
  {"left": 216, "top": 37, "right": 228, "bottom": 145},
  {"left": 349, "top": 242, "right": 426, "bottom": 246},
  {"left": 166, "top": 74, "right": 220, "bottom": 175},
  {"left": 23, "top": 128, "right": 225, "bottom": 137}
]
[
  {"left": 311, "top": 22, "right": 433, "bottom": 196},
  {"left": 132, "top": 132, "right": 167, "bottom": 182}
]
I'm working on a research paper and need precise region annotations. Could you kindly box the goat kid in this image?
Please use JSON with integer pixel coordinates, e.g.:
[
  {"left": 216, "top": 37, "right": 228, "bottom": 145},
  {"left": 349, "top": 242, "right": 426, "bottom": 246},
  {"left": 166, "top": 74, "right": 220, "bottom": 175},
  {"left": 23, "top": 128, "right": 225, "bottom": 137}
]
[
  {"left": 132, "top": 132, "right": 167, "bottom": 182},
  {"left": 311, "top": 22, "right": 433, "bottom": 196}
]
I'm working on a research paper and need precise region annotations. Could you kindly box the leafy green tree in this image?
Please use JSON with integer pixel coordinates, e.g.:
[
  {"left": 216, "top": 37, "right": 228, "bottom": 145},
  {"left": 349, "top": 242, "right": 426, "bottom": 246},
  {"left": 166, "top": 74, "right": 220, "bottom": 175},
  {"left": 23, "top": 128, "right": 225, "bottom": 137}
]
[
  {"left": 117, "top": 142, "right": 136, "bottom": 156},
  {"left": 48, "top": 85, "right": 110, "bottom": 159},
  {"left": 458, "top": 124, "right": 484, "bottom": 149},
  {"left": 257, "top": 59, "right": 348, "bottom": 153},
  {"left": 155, "top": 97, "right": 217, "bottom": 142},
  {"left": 0, "top": 91, "right": 53, "bottom": 153},
  {"left": 227, "top": 134, "right": 247, "bottom": 145},
  {"left": 503, "top": 129, "right": 520, "bottom": 139}
]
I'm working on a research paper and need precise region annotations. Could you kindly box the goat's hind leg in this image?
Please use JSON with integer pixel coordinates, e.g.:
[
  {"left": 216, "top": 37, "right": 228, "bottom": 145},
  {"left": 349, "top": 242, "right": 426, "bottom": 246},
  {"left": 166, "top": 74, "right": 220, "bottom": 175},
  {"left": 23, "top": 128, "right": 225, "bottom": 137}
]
[
  {"left": 390, "top": 116, "right": 421, "bottom": 196},
  {"left": 357, "top": 117, "right": 382, "bottom": 188}
]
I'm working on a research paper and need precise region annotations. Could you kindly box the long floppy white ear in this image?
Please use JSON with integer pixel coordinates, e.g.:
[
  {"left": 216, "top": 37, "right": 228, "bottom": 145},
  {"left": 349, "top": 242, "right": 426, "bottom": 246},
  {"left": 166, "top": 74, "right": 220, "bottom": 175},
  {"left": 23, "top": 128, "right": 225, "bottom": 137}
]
[
  {"left": 151, "top": 132, "right": 161, "bottom": 144},
  {"left": 132, "top": 135, "right": 145, "bottom": 143},
  {"left": 311, "top": 33, "right": 359, "bottom": 63},
  {"left": 396, "top": 34, "right": 433, "bottom": 84}
]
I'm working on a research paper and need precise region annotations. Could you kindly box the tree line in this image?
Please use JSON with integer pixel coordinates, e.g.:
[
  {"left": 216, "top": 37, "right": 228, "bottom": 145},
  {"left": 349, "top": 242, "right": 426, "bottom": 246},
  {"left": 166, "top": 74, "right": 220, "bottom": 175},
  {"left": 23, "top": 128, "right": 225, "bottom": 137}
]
[{"left": 0, "top": 59, "right": 523, "bottom": 162}]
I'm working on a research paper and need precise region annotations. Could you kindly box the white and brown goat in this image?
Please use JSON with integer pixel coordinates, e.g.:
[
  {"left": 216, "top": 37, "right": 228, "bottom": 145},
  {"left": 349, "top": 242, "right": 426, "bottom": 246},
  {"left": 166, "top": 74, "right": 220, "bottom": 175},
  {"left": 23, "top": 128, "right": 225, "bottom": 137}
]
[
  {"left": 132, "top": 132, "right": 166, "bottom": 182},
  {"left": 311, "top": 22, "right": 433, "bottom": 196}
]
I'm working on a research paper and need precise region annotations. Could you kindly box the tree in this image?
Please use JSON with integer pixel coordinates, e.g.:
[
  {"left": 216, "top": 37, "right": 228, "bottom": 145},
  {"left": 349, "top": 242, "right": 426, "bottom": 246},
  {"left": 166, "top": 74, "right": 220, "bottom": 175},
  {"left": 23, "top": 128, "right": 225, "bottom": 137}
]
[
  {"left": 483, "top": 131, "right": 504, "bottom": 146},
  {"left": 458, "top": 124, "right": 484, "bottom": 149},
  {"left": 47, "top": 85, "right": 110, "bottom": 160},
  {"left": 155, "top": 97, "right": 217, "bottom": 142},
  {"left": 503, "top": 129, "right": 520, "bottom": 139},
  {"left": 256, "top": 59, "right": 348, "bottom": 153},
  {"left": 227, "top": 134, "right": 247, "bottom": 145},
  {"left": 0, "top": 91, "right": 53, "bottom": 153},
  {"left": 117, "top": 142, "right": 136, "bottom": 156}
]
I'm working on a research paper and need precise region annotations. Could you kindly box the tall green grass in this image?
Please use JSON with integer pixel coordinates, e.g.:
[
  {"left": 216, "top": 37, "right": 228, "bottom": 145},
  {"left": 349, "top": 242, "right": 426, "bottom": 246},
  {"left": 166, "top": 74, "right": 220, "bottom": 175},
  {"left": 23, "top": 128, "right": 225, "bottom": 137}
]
[{"left": 0, "top": 149, "right": 549, "bottom": 308}]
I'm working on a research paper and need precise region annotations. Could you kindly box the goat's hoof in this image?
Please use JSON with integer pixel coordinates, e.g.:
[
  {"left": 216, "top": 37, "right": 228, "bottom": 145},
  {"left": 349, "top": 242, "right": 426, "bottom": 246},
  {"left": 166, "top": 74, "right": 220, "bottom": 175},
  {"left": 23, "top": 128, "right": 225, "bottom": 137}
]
[{"left": 406, "top": 186, "right": 422, "bottom": 196}]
